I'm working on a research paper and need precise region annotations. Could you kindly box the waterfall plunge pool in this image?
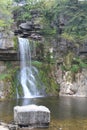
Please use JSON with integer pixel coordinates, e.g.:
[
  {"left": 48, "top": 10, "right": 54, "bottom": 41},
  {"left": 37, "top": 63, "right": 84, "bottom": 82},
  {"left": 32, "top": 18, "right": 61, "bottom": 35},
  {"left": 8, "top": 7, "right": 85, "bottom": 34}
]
[{"left": 0, "top": 96, "right": 87, "bottom": 130}]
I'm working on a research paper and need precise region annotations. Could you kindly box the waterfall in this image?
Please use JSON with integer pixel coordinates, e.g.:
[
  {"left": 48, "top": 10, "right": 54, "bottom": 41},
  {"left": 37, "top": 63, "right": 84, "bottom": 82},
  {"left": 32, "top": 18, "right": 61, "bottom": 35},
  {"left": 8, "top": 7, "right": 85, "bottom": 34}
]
[{"left": 18, "top": 37, "right": 41, "bottom": 98}]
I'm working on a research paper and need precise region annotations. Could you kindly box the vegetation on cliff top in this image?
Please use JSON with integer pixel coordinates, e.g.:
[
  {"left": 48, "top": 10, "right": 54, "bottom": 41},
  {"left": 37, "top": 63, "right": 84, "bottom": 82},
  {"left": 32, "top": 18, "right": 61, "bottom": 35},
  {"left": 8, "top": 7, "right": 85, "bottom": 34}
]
[
  {"left": 13, "top": 0, "right": 87, "bottom": 42},
  {"left": 0, "top": 0, "right": 13, "bottom": 30}
]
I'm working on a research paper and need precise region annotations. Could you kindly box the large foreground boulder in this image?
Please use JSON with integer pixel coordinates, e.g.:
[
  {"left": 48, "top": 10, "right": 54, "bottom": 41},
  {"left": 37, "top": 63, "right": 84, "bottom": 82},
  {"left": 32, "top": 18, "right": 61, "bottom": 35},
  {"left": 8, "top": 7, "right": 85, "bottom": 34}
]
[{"left": 14, "top": 104, "right": 50, "bottom": 128}]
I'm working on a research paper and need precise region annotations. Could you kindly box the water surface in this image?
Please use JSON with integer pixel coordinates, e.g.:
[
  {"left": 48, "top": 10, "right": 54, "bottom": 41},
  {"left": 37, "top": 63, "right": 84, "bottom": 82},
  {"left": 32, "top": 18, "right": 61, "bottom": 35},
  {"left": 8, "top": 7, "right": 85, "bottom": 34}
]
[{"left": 0, "top": 96, "right": 87, "bottom": 130}]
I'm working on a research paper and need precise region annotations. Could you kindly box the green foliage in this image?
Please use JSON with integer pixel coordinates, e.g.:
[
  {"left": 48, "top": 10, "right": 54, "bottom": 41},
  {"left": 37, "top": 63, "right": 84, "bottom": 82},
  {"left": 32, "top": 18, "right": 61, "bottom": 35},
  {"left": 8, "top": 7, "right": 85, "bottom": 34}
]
[
  {"left": 13, "top": 4, "right": 32, "bottom": 22},
  {"left": 0, "top": 74, "right": 8, "bottom": 80},
  {"left": 74, "top": 58, "right": 87, "bottom": 68},
  {"left": 3, "top": 62, "right": 20, "bottom": 98},
  {"left": 63, "top": 52, "right": 74, "bottom": 70},
  {"left": 71, "top": 65, "right": 80, "bottom": 73},
  {"left": 37, "top": 63, "right": 58, "bottom": 95},
  {"left": 62, "top": 0, "right": 87, "bottom": 41},
  {"left": 32, "top": 61, "right": 42, "bottom": 68},
  {"left": 41, "top": 23, "right": 56, "bottom": 36},
  {"left": 61, "top": 33, "right": 75, "bottom": 42},
  {"left": 0, "top": 20, "right": 7, "bottom": 28},
  {"left": 13, "top": 36, "right": 18, "bottom": 50},
  {"left": 62, "top": 57, "right": 87, "bottom": 73},
  {"left": 0, "top": 0, "right": 13, "bottom": 30},
  {"left": 40, "top": 0, "right": 87, "bottom": 42},
  {"left": 13, "top": 0, "right": 87, "bottom": 42},
  {"left": 13, "top": 0, "right": 43, "bottom": 22}
]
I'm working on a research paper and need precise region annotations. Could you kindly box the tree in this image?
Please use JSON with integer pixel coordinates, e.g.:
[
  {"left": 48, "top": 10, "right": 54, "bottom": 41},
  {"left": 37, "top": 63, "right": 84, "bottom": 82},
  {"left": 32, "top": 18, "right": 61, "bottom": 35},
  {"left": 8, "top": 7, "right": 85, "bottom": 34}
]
[
  {"left": 42, "top": 0, "right": 87, "bottom": 42},
  {"left": 0, "top": 0, "right": 13, "bottom": 31}
]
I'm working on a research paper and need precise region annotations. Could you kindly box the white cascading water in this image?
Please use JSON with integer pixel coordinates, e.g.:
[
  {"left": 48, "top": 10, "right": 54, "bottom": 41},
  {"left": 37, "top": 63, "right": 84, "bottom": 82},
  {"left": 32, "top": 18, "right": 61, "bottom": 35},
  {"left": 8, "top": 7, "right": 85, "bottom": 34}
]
[{"left": 18, "top": 37, "right": 40, "bottom": 98}]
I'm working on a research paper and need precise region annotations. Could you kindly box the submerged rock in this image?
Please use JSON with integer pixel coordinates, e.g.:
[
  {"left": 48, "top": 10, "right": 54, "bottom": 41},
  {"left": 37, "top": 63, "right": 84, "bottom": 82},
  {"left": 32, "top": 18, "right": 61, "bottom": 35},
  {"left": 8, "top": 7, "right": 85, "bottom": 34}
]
[{"left": 14, "top": 104, "right": 50, "bottom": 128}]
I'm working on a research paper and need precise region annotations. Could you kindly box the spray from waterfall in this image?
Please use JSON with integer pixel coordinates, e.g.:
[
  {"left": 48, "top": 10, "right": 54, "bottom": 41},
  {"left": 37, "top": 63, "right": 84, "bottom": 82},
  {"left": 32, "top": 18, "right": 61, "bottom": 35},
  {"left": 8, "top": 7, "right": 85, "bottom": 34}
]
[{"left": 18, "top": 37, "right": 43, "bottom": 98}]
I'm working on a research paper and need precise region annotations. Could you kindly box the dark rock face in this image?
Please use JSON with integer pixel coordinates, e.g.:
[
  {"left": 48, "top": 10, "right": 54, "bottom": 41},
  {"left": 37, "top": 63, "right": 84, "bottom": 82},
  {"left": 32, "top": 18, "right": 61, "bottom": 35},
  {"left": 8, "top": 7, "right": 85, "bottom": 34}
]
[
  {"left": 79, "top": 43, "right": 87, "bottom": 60},
  {"left": 19, "top": 22, "right": 33, "bottom": 31},
  {"left": 14, "top": 21, "right": 42, "bottom": 40},
  {"left": 0, "top": 49, "right": 19, "bottom": 61},
  {"left": 13, "top": 8, "right": 43, "bottom": 40}
]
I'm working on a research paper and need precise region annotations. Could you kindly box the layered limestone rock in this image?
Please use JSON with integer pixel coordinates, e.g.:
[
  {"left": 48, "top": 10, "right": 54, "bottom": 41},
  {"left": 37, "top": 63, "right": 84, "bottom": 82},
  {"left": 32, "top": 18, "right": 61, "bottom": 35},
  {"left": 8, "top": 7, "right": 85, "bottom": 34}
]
[
  {"left": 14, "top": 104, "right": 50, "bottom": 128},
  {"left": 0, "top": 31, "right": 14, "bottom": 49},
  {"left": 15, "top": 21, "right": 42, "bottom": 40},
  {"left": 0, "top": 61, "right": 15, "bottom": 99},
  {"left": 0, "top": 32, "right": 18, "bottom": 61}
]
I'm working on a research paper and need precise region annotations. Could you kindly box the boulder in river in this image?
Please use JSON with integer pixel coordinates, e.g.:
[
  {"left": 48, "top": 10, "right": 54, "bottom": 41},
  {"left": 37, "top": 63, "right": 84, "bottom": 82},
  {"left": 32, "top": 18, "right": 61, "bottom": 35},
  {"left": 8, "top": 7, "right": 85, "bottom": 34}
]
[{"left": 14, "top": 104, "right": 50, "bottom": 128}]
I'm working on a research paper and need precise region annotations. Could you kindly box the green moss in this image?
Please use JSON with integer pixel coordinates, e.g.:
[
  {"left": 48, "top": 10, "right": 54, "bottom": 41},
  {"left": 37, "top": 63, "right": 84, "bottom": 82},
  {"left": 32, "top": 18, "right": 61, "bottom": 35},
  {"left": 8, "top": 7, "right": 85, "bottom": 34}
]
[
  {"left": 32, "top": 61, "right": 42, "bottom": 68},
  {"left": 71, "top": 64, "right": 80, "bottom": 73},
  {"left": 61, "top": 33, "right": 75, "bottom": 42},
  {"left": 62, "top": 56, "right": 87, "bottom": 82},
  {"left": 13, "top": 36, "right": 18, "bottom": 50},
  {"left": 0, "top": 73, "right": 8, "bottom": 80},
  {"left": 2, "top": 62, "right": 20, "bottom": 98},
  {"left": 63, "top": 52, "right": 74, "bottom": 70},
  {"left": 35, "top": 63, "right": 58, "bottom": 95}
]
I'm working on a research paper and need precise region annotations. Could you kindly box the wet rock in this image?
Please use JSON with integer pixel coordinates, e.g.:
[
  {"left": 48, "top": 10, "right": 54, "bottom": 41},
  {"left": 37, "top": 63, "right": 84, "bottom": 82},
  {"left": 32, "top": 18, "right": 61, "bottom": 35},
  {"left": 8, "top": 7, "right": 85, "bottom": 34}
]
[
  {"left": 29, "top": 33, "right": 42, "bottom": 40},
  {"left": 14, "top": 104, "right": 50, "bottom": 128},
  {"left": 0, "top": 122, "right": 18, "bottom": 130},
  {"left": 14, "top": 29, "right": 22, "bottom": 35},
  {"left": 0, "top": 32, "right": 14, "bottom": 50},
  {"left": 0, "top": 125, "right": 9, "bottom": 130},
  {"left": 15, "top": 21, "right": 42, "bottom": 40},
  {"left": 8, "top": 124, "right": 18, "bottom": 130},
  {"left": 19, "top": 23, "right": 33, "bottom": 31},
  {"left": 0, "top": 122, "right": 9, "bottom": 130}
]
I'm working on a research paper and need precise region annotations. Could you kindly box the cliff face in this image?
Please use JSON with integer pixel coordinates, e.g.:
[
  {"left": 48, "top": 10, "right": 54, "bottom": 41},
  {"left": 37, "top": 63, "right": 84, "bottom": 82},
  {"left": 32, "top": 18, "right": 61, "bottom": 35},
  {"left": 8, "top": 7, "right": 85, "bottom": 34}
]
[
  {"left": 0, "top": 32, "right": 18, "bottom": 61},
  {"left": 0, "top": 31, "right": 19, "bottom": 99},
  {"left": 59, "top": 69, "right": 87, "bottom": 97},
  {"left": 55, "top": 39, "right": 87, "bottom": 97},
  {"left": 0, "top": 61, "right": 12, "bottom": 99}
]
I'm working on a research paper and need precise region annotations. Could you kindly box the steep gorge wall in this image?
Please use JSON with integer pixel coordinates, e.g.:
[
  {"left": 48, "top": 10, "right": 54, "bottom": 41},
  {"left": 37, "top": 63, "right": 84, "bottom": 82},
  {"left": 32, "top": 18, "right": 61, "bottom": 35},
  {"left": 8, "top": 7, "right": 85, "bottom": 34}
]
[{"left": 0, "top": 32, "right": 19, "bottom": 99}]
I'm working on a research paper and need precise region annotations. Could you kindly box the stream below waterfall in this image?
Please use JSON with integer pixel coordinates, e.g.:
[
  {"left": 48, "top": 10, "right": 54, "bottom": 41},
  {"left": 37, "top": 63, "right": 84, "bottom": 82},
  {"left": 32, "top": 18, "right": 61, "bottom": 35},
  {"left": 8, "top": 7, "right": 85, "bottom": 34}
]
[{"left": 0, "top": 96, "right": 87, "bottom": 130}]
